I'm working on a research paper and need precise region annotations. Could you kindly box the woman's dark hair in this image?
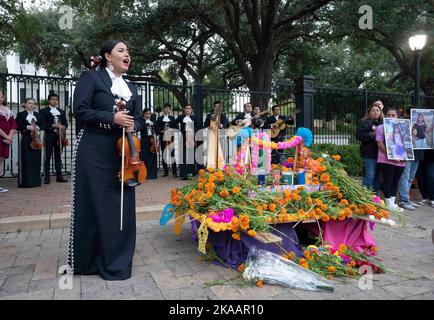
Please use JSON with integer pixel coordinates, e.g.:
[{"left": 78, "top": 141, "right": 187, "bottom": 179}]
[
  {"left": 0, "top": 90, "right": 6, "bottom": 106},
  {"left": 163, "top": 103, "right": 172, "bottom": 109},
  {"left": 417, "top": 113, "right": 426, "bottom": 124},
  {"left": 363, "top": 103, "right": 384, "bottom": 122},
  {"left": 386, "top": 107, "right": 400, "bottom": 117},
  {"left": 24, "top": 97, "right": 35, "bottom": 104},
  {"left": 142, "top": 108, "right": 151, "bottom": 115},
  {"left": 100, "top": 39, "right": 123, "bottom": 68}
]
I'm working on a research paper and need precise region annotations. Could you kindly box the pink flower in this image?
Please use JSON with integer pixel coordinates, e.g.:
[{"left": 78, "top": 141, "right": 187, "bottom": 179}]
[
  {"left": 211, "top": 208, "right": 235, "bottom": 223},
  {"left": 373, "top": 196, "right": 381, "bottom": 204}
]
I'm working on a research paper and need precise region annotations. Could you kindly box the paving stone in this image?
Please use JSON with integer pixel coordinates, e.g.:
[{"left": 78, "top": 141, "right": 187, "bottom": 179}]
[
  {"left": 382, "top": 277, "right": 434, "bottom": 299},
  {"left": 133, "top": 278, "right": 164, "bottom": 300},
  {"left": 160, "top": 285, "right": 215, "bottom": 300},
  {"left": 405, "top": 290, "right": 434, "bottom": 300},
  {"left": 209, "top": 285, "right": 247, "bottom": 300},
  {"left": 1, "top": 288, "right": 55, "bottom": 300},
  {"left": 80, "top": 275, "right": 108, "bottom": 294},
  {"left": 32, "top": 255, "right": 59, "bottom": 281},
  {"left": 82, "top": 286, "right": 135, "bottom": 300},
  {"left": 28, "top": 277, "right": 59, "bottom": 292},
  {"left": 0, "top": 272, "right": 33, "bottom": 297}
]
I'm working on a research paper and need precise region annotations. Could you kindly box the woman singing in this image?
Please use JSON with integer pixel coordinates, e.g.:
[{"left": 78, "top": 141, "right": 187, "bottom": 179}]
[
  {"left": 70, "top": 40, "right": 142, "bottom": 280},
  {"left": 16, "top": 98, "right": 43, "bottom": 188},
  {"left": 171, "top": 104, "right": 201, "bottom": 180}
]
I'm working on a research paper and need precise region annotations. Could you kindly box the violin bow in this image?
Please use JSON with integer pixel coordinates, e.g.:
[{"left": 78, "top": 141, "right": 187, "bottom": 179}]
[{"left": 116, "top": 97, "right": 126, "bottom": 231}]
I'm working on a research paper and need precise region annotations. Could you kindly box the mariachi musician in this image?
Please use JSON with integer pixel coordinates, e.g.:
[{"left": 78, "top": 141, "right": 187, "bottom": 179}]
[
  {"left": 231, "top": 102, "right": 253, "bottom": 125},
  {"left": 139, "top": 108, "right": 158, "bottom": 179},
  {"left": 156, "top": 103, "right": 177, "bottom": 177},
  {"left": 264, "top": 104, "right": 294, "bottom": 164},
  {"left": 16, "top": 98, "right": 44, "bottom": 188},
  {"left": 171, "top": 104, "right": 202, "bottom": 180},
  {"left": 41, "top": 93, "right": 68, "bottom": 184},
  {"left": 71, "top": 40, "right": 143, "bottom": 280}
]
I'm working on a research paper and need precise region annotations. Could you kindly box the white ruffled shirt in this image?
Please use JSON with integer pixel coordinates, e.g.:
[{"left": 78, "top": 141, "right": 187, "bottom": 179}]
[
  {"left": 49, "top": 106, "right": 61, "bottom": 117},
  {"left": 106, "top": 68, "right": 132, "bottom": 101},
  {"left": 26, "top": 111, "right": 37, "bottom": 124},
  {"left": 162, "top": 115, "right": 171, "bottom": 122}
]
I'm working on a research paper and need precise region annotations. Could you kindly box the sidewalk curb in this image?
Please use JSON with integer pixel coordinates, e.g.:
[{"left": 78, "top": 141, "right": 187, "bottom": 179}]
[{"left": 0, "top": 204, "right": 165, "bottom": 233}]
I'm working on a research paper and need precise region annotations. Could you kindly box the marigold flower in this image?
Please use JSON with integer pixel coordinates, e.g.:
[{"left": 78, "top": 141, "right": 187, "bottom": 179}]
[
  {"left": 219, "top": 189, "right": 230, "bottom": 198},
  {"left": 232, "top": 233, "right": 240, "bottom": 240},
  {"left": 327, "top": 266, "right": 336, "bottom": 273},
  {"left": 237, "top": 263, "right": 245, "bottom": 273},
  {"left": 269, "top": 203, "right": 277, "bottom": 212},
  {"left": 287, "top": 251, "right": 296, "bottom": 260},
  {"left": 232, "top": 186, "right": 241, "bottom": 194},
  {"left": 247, "top": 229, "right": 257, "bottom": 237},
  {"left": 319, "top": 165, "right": 327, "bottom": 172},
  {"left": 337, "top": 193, "right": 343, "bottom": 199},
  {"left": 339, "top": 199, "right": 349, "bottom": 206},
  {"left": 338, "top": 244, "right": 347, "bottom": 252},
  {"left": 304, "top": 250, "right": 312, "bottom": 260},
  {"left": 321, "top": 215, "right": 330, "bottom": 222},
  {"left": 280, "top": 207, "right": 287, "bottom": 215},
  {"left": 207, "top": 167, "right": 214, "bottom": 173},
  {"left": 198, "top": 169, "right": 205, "bottom": 175},
  {"left": 332, "top": 155, "right": 341, "bottom": 161},
  {"left": 320, "top": 173, "right": 330, "bottom": 182},
  {"left": 257, "top": 280, "right": 263, "bottom": 288},
  {"left": 321, "top": 204, "right": 328, "bottom": 211}
]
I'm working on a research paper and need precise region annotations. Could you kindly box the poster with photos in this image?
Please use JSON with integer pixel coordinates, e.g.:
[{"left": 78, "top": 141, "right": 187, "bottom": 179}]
[
  {"left": 384, "top": 118, "right": 414, "bottom": 161},
  {"left": 410, "top": 109, "right": 434, "bottom": 149}
]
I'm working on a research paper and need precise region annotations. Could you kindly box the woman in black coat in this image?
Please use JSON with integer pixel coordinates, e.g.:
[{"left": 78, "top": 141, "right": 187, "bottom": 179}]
[
  {"left": 171, "top": 104, "right": 202, "bottom": 179},
  {"left": 16, "top": 98, "right": 43, "bottom": 188},
  {"left": 70, "top": 40, "right": 143, "bottom": 281},
  {"left": 139, "top": 108, "right": 158, "bottom": 179},
  {"left": 356, "top": 102, "right": 383, "bottom": 193}
]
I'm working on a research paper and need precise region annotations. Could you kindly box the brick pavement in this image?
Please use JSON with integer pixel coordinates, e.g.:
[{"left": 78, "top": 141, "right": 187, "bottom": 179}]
[
  {"left": 0, "top": 204, "right": 433, "bottom": 300},
  {"left": 0, "top": 175, "right": 187, "bottom": 219}
]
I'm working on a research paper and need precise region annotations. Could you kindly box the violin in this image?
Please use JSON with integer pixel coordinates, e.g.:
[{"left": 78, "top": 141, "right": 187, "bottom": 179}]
[
  {"left": 54, "top": 116, "right": 69, "bottom": 147},
  {"left": 116, "top": 99, "right": 147, "bottom": 187},
  {"left": 149, "top": 134, "right": 158, "bottom": 154},
  {"left": 30, "top": 119, "right": 43, "bottom": 150}
]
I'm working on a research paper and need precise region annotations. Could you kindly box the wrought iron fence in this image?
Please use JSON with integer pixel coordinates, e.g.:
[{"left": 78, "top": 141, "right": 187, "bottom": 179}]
[
  {"left": 1, "top": 72, "right": 433, "bottom": 178},
  {"left": 313, "top": 86, "right": 434, "bottom": 145}
]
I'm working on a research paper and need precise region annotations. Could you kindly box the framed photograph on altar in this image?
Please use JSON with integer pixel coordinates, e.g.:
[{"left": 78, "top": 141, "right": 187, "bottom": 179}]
[
  {"left": 410, "top": 109, "right": 434, "bottom": 149},
  {"left": 384, "top": 118, "right": 414, "bottom": 161}
]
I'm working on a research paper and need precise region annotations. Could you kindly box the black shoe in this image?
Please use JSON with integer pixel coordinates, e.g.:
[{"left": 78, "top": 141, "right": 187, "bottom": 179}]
[
  {"left": 162, "top": 173, "right": 168, "bottom": 177},
  {"left": 56, "top": 177, "right": 68, "bottom": 182},
  {"left": 44, "top": 179, "right": 50, "bottom": 184}
]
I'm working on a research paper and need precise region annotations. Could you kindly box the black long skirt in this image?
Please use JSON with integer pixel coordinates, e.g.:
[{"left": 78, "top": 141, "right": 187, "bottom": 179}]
[
  {"left": 18, "top": 133, "right": 42, "bottom": 188},
  {"left": 140, "top": 136, "right": 158, "bottom": 179},
  {"left": 69, "top": 129, "right": 136, "bottom": 280}
]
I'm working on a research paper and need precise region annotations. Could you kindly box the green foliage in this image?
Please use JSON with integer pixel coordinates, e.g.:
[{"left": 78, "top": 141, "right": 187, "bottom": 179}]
[{"left": 311, "top": 144, "right": 363, "bottom": 177}]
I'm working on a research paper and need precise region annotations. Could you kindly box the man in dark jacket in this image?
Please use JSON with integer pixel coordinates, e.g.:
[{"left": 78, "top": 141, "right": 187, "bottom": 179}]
[{"left": 41, "top": 93, "right": 68, "bottom": 184}]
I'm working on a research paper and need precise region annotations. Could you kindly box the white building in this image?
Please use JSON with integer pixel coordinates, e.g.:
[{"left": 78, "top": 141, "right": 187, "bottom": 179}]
[{"left": 2, "top": 52, "right": 74, "bottom": 109}]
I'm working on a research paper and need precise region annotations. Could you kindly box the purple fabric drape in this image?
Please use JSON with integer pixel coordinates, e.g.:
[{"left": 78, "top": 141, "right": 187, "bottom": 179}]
[{"left": 190, "top": 221, "right": 303, "bottom": 269}]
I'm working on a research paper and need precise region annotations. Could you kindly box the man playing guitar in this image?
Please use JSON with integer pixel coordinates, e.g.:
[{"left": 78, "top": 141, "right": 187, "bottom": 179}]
[{"left": 264, "top": 105, "right": 295, "bottom": 164}]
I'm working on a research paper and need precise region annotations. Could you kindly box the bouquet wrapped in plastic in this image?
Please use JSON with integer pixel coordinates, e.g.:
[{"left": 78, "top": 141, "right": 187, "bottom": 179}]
[{"left": 243, "top": 247, "right": 334, "bottom": 292}]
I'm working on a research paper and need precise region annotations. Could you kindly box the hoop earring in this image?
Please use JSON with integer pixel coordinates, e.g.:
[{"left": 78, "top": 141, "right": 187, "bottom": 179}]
[{"left": 107, "top": 61, "right": 114, "bottom": 71}]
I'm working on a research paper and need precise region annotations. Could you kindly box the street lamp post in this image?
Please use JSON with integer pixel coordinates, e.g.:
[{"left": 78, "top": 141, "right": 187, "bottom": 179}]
[{"left": 409, "top": 32, "right": 428, "bottom": 107}]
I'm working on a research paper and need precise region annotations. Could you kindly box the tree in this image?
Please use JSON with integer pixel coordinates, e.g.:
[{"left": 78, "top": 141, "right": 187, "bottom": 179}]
[
  {"left": 189, "top": 0, "right": 332, "bottom": 103},
  {"left": 326, "top": 0, "right": 434, "bottom": 95}
]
